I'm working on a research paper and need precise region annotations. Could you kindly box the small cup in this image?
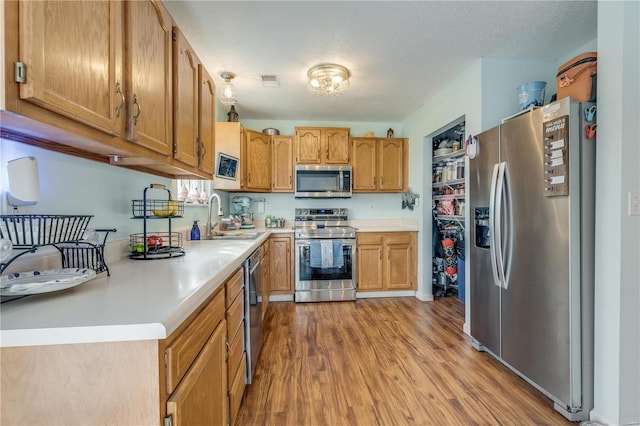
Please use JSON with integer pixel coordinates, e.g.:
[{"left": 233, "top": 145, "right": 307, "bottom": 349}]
[
  {"left": 584, "top": 105, "right": 597, "bottom": 122},
  {"left": 585, "top": 124, "right": 597, "bottom": 139}
]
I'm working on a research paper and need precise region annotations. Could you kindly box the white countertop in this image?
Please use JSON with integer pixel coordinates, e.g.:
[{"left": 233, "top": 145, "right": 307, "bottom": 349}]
[{"left": 0, "top": 235, "right": 268, "bottom": 348}]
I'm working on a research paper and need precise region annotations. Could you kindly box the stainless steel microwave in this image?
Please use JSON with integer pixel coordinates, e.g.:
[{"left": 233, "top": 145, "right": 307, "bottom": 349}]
[{"left": 294, "top": 165, "right": 352, "bottom": 198}]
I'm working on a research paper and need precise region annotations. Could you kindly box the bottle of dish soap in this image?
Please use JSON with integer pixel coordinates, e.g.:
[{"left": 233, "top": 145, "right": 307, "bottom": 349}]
[{"left": 190, "top": 220, "right": 201, "bottom": 240}]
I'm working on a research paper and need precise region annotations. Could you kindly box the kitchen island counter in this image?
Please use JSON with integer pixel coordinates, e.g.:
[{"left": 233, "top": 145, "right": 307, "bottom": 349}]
[{"left": 0, "top": 234, "right": 269, "bottom": 348}]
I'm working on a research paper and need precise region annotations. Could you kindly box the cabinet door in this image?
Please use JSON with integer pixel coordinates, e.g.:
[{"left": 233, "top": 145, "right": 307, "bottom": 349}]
[
  {"left": 18, "top": 0, "right": 122, "bottom": 135},
  {"left": 324, "top": 128, "right": 350, "bottom": 164},
  {"left": 198, "top": 66, "right": 216, "bottom": 176},
  {"left": 172, "top": 27, "right": 199, "bottom": 168},
  {"left": 272, "top": 136, "right": 294, "bottom": 192},
  {"left": 126, "top": 0, "right": 173, "bottom": 155},
  {"left": 269, "top": 236, "right": 292, "bottom": 293},
  {"left": 379, "top": 138, "right": 406, "bottom": 191},
  {"left": 244, "top": 130, "right": 271, "bottom": 191},
  {"left": 352, "top": 138, "right": 377, "bottom": 191},
  {"left": 357, "top": 244, "right": 384, "bottom": 290},
  {"left": 295, "top": 128, "right": 322, "bottom": 164},
  {"left": 385, "top": 236, "right": 414, "bottom": 290},
  {"left": 166, "top": 320, "right": 227, "bottom": 426}
]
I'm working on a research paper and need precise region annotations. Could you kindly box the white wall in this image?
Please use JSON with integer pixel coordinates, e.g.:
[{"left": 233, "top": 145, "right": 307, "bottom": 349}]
[
  {"left": 592, "top": 1, "right": 640, "bottom": 424},
  {"left": 0, "top": 139, "right": 224, "bottom": 242}
]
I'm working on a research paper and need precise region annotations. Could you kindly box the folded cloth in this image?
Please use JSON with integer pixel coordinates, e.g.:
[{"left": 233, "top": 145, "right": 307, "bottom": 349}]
[{"left": 309, "top": 240, "right": 344, "bottom": 269}]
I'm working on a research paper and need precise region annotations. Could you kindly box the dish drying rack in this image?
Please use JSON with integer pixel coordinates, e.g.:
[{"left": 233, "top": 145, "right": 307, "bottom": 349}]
[
  {"left": 0, "top": 215, "right": 116, "bottom": 275},
  {"left": 129, "top": 184, "right": 185, "bottom": 260}
]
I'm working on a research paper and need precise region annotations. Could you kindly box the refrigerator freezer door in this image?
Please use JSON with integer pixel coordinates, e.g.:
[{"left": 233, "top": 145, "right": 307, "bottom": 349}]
[
  {"left": 469, "top": 126, "right": 501, "bottom": 356},
  {"left": 499, "top": 106, "right": 573, "bottom": 405}
]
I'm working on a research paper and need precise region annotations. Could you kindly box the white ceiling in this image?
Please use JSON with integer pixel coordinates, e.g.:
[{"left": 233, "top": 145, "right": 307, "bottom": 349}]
[{"left": 163, "top": 1, "right": 597, "bottom": 123}]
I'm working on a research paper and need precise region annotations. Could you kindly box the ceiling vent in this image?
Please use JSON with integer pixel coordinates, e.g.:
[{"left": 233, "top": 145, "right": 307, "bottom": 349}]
[{"left": 261, "top": 74, "right": 279, "bottom": 88}]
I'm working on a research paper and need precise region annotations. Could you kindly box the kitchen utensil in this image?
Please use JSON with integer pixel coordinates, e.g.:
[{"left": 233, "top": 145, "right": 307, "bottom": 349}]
[
  {"left": 584, "top": 105, "right": 597, "bottom": 121},
  {"left": 262, "top": 128, "right": 280, "bottom": 135}
]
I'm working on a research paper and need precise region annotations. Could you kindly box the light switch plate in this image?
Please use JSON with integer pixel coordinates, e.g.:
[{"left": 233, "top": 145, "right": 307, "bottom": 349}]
[{"left": 629, "top": 192, "right": 640, "bottom": 216}]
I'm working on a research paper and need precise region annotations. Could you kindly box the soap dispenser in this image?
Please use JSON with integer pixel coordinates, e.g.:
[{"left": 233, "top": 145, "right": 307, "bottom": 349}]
[{"left": 190, "top": 220, "right": 201, "bottom": 240}]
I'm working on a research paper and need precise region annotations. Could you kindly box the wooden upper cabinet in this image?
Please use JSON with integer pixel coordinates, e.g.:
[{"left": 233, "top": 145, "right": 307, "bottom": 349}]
[
  {"left": 242, "top": 129, "right": 271, "bottom": 192},
  {"left": 18, "top": 0, "right": 122, "bottom": 136},
  {"left": 198, "top": 66, "right": 216, "bottom": 176},
  {"left": 324, "top": 128, "right": 350, "bottom": 164},
  {"left": 352, "top": 137, "right": 408, "bottom": 193},
  {"left": 295, "top": 127, "right": 322, "bottom": 164},
  {"left": 272, "top": 136, "right": 294, "bottom": 192},
  {"left": 379, "top": 138, "right": 406, "bottom": 191},
  {"left": 172, "top": 27, "right": 199, "bottom": 168},
  {"left": 125, "top": 0, "right": 173, "bottom": 156},
  {"left": 352, "top": 138, "right": 377, "bottom": 191},
  {"left": 294, "top": 127, "right": 350, "bottom": 164}
]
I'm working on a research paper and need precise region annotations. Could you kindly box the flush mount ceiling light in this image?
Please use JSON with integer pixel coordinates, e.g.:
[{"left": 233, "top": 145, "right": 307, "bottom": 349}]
[
  {"left": 307, "top": 63, "right": 351, "bottom": 95},
  {"left": 219, "top": 71, "right": 237, "bottom": 105}
]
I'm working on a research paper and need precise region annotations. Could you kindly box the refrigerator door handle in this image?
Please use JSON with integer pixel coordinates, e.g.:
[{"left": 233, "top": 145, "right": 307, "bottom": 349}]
[
  {"left": 488, "top": 163, "right": 502, "bottom": 288},
  {"left": 501, "top": 162, "right": 514, "bottom": 289},
  {"left": 494, "top": 162, "right": 507, "bottom": 288}
]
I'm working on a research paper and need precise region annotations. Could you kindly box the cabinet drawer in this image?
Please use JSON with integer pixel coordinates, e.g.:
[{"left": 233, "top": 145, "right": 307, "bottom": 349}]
[
  {"left": 228, "top": 321, "right": 245, "bottom": 384},
  {"left": 225, "top": 267, "right": 244, "bottom": 306},
  {"left": 165, "top": 289, "right": 225, "bottom": 394},
  {"left": 229, "top": 352, "right": 247, "bottom": 426},
  {"left": 385, "top": 232, "right": 414, "bottom": 244},
  {"left": 226, "top": 289, "right": 244, "bottom": 341},
  {"left": 357, "top": 233, "right": 383, "bottom": 245}
]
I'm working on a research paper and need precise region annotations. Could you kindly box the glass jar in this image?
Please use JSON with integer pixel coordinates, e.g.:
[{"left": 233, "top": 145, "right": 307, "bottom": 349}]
[
  {"left": 434, "top": 163, "right": 444, "bottom": 183},
  {"left": 456, "top": 157, "right": 465, "bottom": 179}
]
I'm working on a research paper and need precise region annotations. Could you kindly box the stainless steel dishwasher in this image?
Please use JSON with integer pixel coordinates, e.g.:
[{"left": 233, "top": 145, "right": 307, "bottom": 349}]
[{"left": 244, "top": 247, "right": 263, "bottom": 384}]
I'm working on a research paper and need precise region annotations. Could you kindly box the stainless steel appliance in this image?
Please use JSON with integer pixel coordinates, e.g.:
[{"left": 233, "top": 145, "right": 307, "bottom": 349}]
[
  {"left": 244, "top": 248, "right": 263, "bottom": 383},
  {"left": 294, "top": 208, "right": 356, "bottom": 302},
  {"left": 469, "top": 98, "right": 595, "bottom": 421},
  {"left": 294, "top": 165, "right": 352, "bottom": 198}
]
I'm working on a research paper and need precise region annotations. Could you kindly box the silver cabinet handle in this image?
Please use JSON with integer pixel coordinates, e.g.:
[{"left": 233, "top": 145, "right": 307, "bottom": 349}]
[
  {"left": 115, "top": 82, "right": 124, "bottom": 118},
  {"left": 132, "top": 94, "right": 141, "bottom": 125}
]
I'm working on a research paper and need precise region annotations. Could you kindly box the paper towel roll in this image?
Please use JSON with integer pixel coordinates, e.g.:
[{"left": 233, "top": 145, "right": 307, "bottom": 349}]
[{"left": 7, "top": 156, "right": 41, "bottom": 205}]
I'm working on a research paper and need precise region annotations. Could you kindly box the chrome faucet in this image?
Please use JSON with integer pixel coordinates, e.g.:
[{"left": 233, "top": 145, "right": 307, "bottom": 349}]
[{"left": 206, "top": 193, "right": 224, "bottom": 239}]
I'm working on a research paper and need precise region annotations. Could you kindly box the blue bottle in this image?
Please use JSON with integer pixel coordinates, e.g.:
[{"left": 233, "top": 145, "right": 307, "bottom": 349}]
[{"left": 190, "top": 220, "right": 201, "bottom": 240}]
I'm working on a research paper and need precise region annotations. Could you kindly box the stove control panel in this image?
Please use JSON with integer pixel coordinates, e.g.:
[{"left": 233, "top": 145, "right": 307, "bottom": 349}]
[{"left": 294, "top": 208, "right": 348, "bottom": 221}]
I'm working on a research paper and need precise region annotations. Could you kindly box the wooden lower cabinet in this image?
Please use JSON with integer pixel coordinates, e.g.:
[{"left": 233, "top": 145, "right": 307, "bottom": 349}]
[
  {"left": 261, "top": 240, "right": 271, "bottom": 317},
  {"left": 225, "top": 267, "right": 246, "bottom": 425},
  {"left": 166, "top": 320, "right": 227, "bottom": 426},
  {"left": 269, "top": 234, "right": 294, "bottom": 294},
  {"left": 356, "top": 232, "right": 417, "bottom": 291}
]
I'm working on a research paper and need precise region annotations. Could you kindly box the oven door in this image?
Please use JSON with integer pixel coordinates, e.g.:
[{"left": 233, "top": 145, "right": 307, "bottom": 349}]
[{"left": 295, "top": 238, "right": 356, "bottom": 291}]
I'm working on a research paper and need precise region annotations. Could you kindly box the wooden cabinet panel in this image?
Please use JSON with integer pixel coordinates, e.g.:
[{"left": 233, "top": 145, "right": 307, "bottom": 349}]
[
  {"left": 228, "top": 352, "right": 247, "bottom": 426},
  {"left": 325, "top": 128, "right": 350, "bottom": 164},
  {"left": 172, "top": 26, "right": 199, "bottom": 168},
  {"left": 18, "top": 0, "right": 121, "bottom": 135},
  {"left": 272, "top": 136, "right": 294, "bottom": 192},
  {"left": 243, "top": 129, "right": 271, "bottom": 192},
  {"left": 357, "top": 244, "right": 384, "bottom": 290},
  {"left": 226, "top": 291, "right": 244, "bottom": 342},
  {"left": 125, "top": 0, "right": 173, "bottom": 156},
  {"left": 295, "top": 128, "right": 322, "bottom": 164},
  {"left": 379, "top": 138, "right": 405, "bottom": 191},
  {"left": 356, "top": 232, "right": 416, "bottom": 291},
  {"left": 261, "top": 241, "right": 271, "bottom": 318},
  {"left": 352, "top": 138, "right": 377, "bottom": 191},
  {"left": 166, "top": 320, "right": 227, "bottom": 426},
  {"left": 225, "top": 267, "right": 244, "bottom": 304},
  {"left": 165, "top": 289, "right": 225, "bottom": 394},
  {"left": 295, "top": 127, "right": 350, "bottom": 164},
  {"left": 198, "top": 66, "right": 216, "bottom": 175},
  {"left": 352, "top": 137, "right": 408, "bottom": 193},
  {"left": 227, "top": 321, "right": 245, "bottom": 386},
  {"left": 269, "top": 235, "right": 293, "bottom": 294}
]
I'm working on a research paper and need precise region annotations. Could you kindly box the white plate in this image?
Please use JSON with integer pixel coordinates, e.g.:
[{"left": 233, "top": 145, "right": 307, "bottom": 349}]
[
  {"left": 434, "top": 148, "right": 452, "bottom": 156},
  {"left": 0, "top": 268, "right": 97, "bottom": 296}
]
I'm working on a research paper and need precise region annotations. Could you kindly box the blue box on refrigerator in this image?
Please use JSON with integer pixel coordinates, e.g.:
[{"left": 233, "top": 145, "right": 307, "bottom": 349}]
[{"left": 517, "top": 81, "right": 546, "bottom": 110}]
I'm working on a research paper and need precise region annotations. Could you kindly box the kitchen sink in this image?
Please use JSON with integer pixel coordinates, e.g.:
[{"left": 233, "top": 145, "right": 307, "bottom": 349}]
[{"left": 205, "top": 231, "right": 265, "bottom": 240}]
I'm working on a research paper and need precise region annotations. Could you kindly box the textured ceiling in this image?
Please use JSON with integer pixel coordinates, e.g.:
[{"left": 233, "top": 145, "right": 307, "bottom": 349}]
[{"left": 163, "top": 1, "right": 597, "bottom": 122}]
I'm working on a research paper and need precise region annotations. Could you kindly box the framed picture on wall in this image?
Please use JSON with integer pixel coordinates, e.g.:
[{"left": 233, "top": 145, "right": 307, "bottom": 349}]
[{"left": 215, "top": 153, "right": 239, "bottom": 180}]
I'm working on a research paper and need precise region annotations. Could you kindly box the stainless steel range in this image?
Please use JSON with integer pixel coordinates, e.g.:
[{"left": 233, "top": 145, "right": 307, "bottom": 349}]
[{"left": 294, "top": 208, "right": 356, "bottom": 303}]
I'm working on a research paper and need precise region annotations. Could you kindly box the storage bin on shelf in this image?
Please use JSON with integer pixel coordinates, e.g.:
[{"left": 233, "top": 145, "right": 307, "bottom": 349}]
[{"left": 129, "top": 184, "right": 185, "bottom": 260}]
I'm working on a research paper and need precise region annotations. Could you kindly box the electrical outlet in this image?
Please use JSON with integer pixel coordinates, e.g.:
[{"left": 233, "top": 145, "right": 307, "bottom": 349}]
[
  {"left": 257, "top": 201, "right": 265, "bottom": 214},
  {"left": 629, "top": 192, "right": 640, "bottom": 216}
]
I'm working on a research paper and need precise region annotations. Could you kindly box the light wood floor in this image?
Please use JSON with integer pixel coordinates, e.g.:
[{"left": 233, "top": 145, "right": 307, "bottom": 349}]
[{"left": 236, "top": 297, "right": 574, "bottom": 425}]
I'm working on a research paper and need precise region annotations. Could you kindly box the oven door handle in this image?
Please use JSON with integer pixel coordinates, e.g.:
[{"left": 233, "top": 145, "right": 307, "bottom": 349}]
[{"left": 296, "top": 239, "right": 355, "bottom": 247}]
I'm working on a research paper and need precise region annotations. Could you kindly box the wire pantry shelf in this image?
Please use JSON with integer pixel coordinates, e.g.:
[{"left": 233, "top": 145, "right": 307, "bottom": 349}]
[{"left": 0, "top": 215, "right": 93, "bottom": 248}]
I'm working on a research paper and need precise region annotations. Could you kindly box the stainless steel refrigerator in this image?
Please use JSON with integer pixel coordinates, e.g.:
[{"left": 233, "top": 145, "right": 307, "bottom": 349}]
[{"left": 469, "top": 97, "right": 595, "bottom": 421}]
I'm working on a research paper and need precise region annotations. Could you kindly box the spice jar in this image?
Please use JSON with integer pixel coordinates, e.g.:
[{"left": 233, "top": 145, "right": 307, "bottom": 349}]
[
  {"left": 434, "top": 163, "right": 444, "bottom": 183},
  {"left": 456, "top": 157, "right": 465, "bottom": 179}
]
